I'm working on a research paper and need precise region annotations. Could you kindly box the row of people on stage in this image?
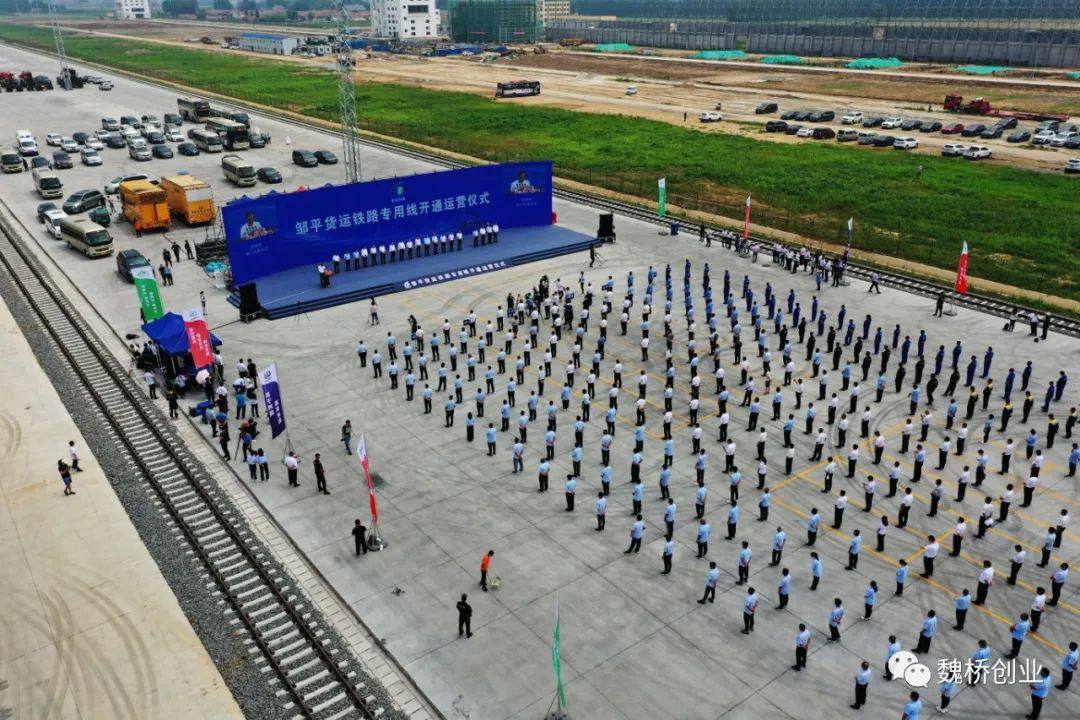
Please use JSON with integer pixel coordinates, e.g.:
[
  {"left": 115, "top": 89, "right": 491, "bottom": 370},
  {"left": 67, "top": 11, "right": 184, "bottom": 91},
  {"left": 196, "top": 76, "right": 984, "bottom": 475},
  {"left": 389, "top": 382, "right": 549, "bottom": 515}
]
[{"left": 318, "top": 223, "right": 503, "bottom": 277}]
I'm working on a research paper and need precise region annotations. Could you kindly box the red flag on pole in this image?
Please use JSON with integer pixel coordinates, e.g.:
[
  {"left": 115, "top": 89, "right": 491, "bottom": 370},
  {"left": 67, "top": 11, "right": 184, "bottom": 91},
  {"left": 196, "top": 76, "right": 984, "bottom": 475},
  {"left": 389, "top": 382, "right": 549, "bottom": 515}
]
[
  {"left": 742, "top": 195, "right": 752, "bottom": 241},
  {"left": 358, "top": 433, "right": 378, "bottom": 523},
  {"left": 182, "top": 307, "right": 215, "bottom": 368},
  {"left": 954, "top": 241, "right": 969, "bottom": 295}
]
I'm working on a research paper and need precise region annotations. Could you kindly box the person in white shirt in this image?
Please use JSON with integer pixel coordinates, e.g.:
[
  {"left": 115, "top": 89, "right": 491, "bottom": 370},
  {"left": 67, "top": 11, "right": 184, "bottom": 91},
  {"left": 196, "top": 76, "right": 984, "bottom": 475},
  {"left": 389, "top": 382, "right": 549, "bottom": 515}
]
[
  {"left": 331, "top": 253, "right": 341, "bottom": 273},
  {"left": 921, "top": 535, "right": 939, "bottom": 577},
  {"left": 491, "top": 223, "right": 499, "bottom": 242},
  {"left": 67, "top": 440, "right": 83, "bottom": 472},
  {"left": 975, "top": 560, "right": 994, "bottom": 605}
]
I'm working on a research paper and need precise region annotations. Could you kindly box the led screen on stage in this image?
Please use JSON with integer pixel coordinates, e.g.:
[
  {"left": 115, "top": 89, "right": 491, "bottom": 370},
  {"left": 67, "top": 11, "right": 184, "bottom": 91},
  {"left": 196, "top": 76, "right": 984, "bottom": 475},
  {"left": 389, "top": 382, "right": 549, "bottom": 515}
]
[{"left": 222, "top": 161, "right": 553, "bottom": 285}]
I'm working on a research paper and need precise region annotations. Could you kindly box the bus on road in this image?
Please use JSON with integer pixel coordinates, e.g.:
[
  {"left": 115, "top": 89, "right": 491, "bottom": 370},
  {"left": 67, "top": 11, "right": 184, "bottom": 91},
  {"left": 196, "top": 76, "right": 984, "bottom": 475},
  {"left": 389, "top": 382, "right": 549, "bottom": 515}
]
[
  {"left": 495, "top": 81, "right": 541, "bottom": 98},
  {"left": 206, "top": 118, "right": 250, "bottom": 151},
  {"left": 59, "top": 217, "right": 113, "bottom": 258},
  {"left": 221, "top": 154, "right": 256, "bottom": 187},
  {"left": 190, "top": 128, "right": 223, "bottom": 153},
  {"left": 177, "top": 96, "right": 211, "bottom": 123}
]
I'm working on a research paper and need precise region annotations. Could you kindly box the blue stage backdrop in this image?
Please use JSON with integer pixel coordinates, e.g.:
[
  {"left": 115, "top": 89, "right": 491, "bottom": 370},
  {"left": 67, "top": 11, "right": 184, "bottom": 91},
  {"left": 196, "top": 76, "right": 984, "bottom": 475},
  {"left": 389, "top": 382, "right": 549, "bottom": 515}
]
[{"left": 222, "top": 161, "right": 553, "bottom": 285}]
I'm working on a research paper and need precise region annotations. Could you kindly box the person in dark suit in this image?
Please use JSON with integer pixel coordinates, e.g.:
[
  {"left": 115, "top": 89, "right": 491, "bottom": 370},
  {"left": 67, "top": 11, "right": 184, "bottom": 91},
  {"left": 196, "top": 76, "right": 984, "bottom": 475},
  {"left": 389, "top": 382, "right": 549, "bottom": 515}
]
[
  {"left": 352, "top": 519, "right": 368, "bottom": 556},
  {"left": 457, "top": 594, "right": 473, "bottom": 638}
]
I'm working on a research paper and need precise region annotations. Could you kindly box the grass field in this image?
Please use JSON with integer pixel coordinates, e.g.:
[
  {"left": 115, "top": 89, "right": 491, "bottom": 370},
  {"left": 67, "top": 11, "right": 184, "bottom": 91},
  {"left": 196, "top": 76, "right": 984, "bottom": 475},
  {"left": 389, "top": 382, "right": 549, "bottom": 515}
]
[{"left": 1, "top": 24, "right": 1077, "bottom": 303}]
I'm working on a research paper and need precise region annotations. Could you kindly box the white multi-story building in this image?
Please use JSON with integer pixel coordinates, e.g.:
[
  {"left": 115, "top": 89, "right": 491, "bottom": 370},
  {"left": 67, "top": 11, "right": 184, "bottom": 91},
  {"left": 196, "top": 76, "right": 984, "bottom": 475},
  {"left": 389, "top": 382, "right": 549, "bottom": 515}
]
[
  {"left": 371, "top": 0, "right": 439, "bottom": 39},
  {"left": 115, "top": 0, "right": 150, "bottom": 20},
  {"left": 540, "top": 0, "right": 570, "bottom": 25}
]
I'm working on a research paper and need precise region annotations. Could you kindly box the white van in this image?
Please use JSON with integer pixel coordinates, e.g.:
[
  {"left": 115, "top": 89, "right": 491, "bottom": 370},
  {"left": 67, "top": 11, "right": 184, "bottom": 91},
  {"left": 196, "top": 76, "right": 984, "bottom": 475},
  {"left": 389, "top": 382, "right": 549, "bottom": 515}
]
[
  {"left": 33, "top": 168, "right": 64, "bottom": 198},
  {"left": 221, "top": 154, "right": 256, "bottom": 187},
  {"left": 42, "top": 209, "right": 66, "bottom": 238}
]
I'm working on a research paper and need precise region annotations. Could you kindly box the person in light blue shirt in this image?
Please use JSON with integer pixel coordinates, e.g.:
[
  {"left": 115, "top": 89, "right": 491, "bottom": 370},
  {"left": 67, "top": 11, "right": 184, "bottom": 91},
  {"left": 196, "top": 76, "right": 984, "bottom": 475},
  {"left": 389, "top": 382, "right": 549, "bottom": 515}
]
[
  {"left": 1006, "top": 613, "right": 1031, "bottom": 658},
  {"left": 663, "top": 499, "right": 677, "bottom": 536},
  {"left": 600, "top": 465, "right": 612, "bottom": 496},
  {"left": 1030, "top": 666, "right": 1052, "bottom": 718},
  {"left": 1060, "top": 641, "right": 1079, "bottom": 690},
  {"left": 537, "top": 459, "right": 551, "bottom": 492},
  {"left": 954, "top": 589, "right": 971, "bottom": 630},
  {"left": 595, "top": 492, "right": 607, "bottom": 531},
  {"left": 828, "top": 598, "right": 843, "bottom": 640},
  {"left": 914, "top": 610, "right": 938, "bottom": 653},
  {"left": 485, "top": 424, "right": 497, "bottom": 456},
  {"left": 631, "top": 479, "right": 644, "bottom": 515},
  {"left": 759, "top": 490, "right": 772, "bottom": 523},
  {"left": 884, "top": 635, "right": 902, "bottom": 680},
  {"left": 727, "top": 502, "right": 740, "bottom": 540},
  {"left": 851, "top": 661, "right": 871, "bottom": 709},
  {"left": 737, "top": 542, "right": 752, "bottom": 585},
  {"left": 769, "top": 525, "right": 784, "bottom": 565},
  {"left": 694, "top": 481, "right": 707, "bottom": 519},
  {"left": 570, "top": 445, "right": 583, "bottom": 475},
  {"left": 938, "top": 672, "right": 957, "bottom": 713},
  {"left": 663, "top": 438, "right": 675, "bottom": 469},
  {"left": 863, "top": 581, "right": 877, "bottom": 619},
  {"left": 806, "top": 509, "right": 821, "bottom": 546},
  {"left": 792, "top": 623, "right": 811, "bottom": 671},
  {"left": 970, "top": 639, "right": 992, "bottom": 684},
  {"left": 777, "top": 569, "right": 791, "bottom": 609},
  {"left": 902, "top": 691, "right": 922, "bottom": 720},
  {"left": 511, "top": 440, "right": 524, "bottom": 473},
  {"left": 846, "top": 526, "right": 864, "bottom": 568},
  {"left": 563, "top": 475, "right": 577, "bottom": 511},
  {"left": 810, "top": 552, "right": 822, "bottom": 591}
]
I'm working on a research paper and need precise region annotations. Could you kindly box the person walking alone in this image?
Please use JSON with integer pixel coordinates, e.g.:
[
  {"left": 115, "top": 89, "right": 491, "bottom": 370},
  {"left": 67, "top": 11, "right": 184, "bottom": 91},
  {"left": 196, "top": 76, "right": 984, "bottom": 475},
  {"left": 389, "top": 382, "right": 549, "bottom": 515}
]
[{"left": 456, "top": 594, "right": 473, "bottom": 638}]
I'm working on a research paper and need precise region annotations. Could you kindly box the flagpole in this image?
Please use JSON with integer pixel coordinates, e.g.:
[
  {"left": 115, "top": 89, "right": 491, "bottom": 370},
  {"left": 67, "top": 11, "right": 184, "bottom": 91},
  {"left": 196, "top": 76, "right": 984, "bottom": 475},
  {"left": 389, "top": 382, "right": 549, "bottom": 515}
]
[
  {"left": 359, "top": 433, "right": 386, "bottom": 551},
  {"left": 546, "top": 592, "right": 570, "bottom": 720}
]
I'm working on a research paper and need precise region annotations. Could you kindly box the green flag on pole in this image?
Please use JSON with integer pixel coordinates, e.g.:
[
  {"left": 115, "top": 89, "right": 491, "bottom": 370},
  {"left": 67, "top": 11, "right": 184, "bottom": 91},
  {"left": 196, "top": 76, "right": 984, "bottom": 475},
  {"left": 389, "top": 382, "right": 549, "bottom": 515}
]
[
  {"left": 657, "top": 177, "right": 667, "bottom": 218},
  {"left": 553, "top": 596, "right": 566, "bottom": 709},
  {"left": 132, "top": 265, "right": 164, "bottom": 321}
]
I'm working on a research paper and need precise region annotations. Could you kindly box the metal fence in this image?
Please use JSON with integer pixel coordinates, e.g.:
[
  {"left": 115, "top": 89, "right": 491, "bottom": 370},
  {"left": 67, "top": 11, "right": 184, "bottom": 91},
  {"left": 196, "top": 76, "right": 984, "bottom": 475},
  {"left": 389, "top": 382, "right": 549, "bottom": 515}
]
[{"left": 549, "top": 0, "right": 1080, "bottom": 66}]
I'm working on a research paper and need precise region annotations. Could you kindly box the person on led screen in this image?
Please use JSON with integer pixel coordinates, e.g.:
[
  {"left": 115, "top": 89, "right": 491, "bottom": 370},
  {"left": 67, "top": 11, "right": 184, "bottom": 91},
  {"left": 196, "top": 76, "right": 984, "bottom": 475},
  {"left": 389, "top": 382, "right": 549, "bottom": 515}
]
[
  {"left": 239, "top": 211, "right": 272, "bottom": 240},
  {"left": 510, "top": 171, "right": 539, "bottom": 194}
]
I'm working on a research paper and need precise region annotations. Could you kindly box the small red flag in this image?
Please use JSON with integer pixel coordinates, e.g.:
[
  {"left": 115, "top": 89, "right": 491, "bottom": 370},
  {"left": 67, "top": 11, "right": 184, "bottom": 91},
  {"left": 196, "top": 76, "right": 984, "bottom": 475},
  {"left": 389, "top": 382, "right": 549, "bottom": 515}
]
[{"left": 954, "top": 241, "right": 969, "bottom": 295}]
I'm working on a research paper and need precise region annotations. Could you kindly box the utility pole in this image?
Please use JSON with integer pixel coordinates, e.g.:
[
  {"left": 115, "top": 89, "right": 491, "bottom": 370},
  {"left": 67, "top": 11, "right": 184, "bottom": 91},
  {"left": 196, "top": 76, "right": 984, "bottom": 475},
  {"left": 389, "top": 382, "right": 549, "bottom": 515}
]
[
  {"left": 335, "top": 0, "right": 362, "bottom": 184},
  {"left": 48, "top": 2, "right": 72, "bottom": 89}
]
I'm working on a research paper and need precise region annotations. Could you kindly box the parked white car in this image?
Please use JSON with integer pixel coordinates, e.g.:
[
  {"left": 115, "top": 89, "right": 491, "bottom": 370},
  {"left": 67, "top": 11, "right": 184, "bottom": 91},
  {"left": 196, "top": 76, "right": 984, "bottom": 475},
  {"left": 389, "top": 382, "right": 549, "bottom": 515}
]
[
  {"left": 1051, "top": 132, "right": 1079, "bottom": 147},
  {"left": 84, "top": 137, "right": 104, "bottom": 150},
  {"left": 624, "top": 86, "right": 638, "bottom": 96},
  {"left": 1032, "top": 130, "right": 1056, "bottom": 145},
  {"left": 796, "top": 126, "right": 814, "bottom": 137},
  {"left": 893, "top": 137, "right": 919, "bottom": 150},
  {"left": 165, "top": 127, "right": 184, "bottom": 142},
  {"left": 699, "top": 111, "right": 722, "bottom": 123},
  {"left": 81, "top": 148, "right": 103, "bottom": 166},
  {"left": 841, "top": 111, "right": 864, "bottom": 124},
  {"left": 881, "top": 116, "right": 904, "bottom": 129},
  {"left": 1064, "top": 158, "right": 1080, "bottom": 174},
  {"left": 941, "top": 143, "right": 966, "bottom": 156},
  {"left": 964, "top": 145, "right": 992, "bottom": 160},
  {"left": 45, "top": 132, "right": 62, "bottom": 146}
]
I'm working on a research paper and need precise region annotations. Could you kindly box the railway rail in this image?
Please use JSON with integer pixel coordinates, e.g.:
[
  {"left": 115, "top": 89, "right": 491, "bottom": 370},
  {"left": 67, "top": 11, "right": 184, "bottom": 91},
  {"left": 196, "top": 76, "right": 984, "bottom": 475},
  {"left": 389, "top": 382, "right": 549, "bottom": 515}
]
[
  {"left": 6, "top": 38, "right": 1077, "bottom": 337},
  {"left": 0, "top": 215, "right": 392, "bottom": 720}
]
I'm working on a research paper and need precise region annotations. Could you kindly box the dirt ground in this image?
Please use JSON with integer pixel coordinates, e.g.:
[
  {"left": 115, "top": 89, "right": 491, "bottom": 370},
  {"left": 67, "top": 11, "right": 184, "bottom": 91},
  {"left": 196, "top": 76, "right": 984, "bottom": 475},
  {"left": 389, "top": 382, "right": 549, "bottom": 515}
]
[{"left": 29, "top": 19, "right": 1080, "bottom": 172}]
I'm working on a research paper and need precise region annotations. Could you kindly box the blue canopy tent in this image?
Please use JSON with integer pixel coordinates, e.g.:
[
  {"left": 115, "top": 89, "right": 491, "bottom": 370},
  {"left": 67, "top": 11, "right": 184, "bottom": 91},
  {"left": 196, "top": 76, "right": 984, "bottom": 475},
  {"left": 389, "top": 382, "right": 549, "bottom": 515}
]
[{"left": 141, "top": 312, "right": 223, "bottom": 378}]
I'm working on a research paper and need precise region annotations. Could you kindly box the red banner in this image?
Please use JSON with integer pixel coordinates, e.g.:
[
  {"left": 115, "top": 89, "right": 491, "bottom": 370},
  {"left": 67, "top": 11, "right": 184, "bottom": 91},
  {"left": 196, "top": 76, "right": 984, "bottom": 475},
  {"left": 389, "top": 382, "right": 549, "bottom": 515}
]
[
  {"left": 182, "top": 307, "right": 215, "bottom": 368},
  {"left": 954, "top": 241, "right": 969, "bottom": 295},
  {"left": 742, "top": 195, "right": 751, "bottom": 241},
  {"left": 358, "top": 433, "right": 378, "bottom": 523}
]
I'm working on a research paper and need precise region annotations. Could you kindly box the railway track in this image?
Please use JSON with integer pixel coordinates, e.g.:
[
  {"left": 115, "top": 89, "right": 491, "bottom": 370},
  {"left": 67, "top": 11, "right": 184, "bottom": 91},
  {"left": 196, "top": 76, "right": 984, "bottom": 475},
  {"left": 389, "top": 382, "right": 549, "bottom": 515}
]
[
  {"left": 6, "top": 39, "right": 1077, "bottom": 336},
  {"left": 0, "top": 217, "right": 392, "bottom": 720}
]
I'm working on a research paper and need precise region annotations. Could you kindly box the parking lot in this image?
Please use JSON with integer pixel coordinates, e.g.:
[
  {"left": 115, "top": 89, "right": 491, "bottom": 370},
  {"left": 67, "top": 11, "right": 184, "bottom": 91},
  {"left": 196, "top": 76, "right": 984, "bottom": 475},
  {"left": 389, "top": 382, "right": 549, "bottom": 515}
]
[{"left": 2, "top": 41, "right": 1079, "bottom": 720}]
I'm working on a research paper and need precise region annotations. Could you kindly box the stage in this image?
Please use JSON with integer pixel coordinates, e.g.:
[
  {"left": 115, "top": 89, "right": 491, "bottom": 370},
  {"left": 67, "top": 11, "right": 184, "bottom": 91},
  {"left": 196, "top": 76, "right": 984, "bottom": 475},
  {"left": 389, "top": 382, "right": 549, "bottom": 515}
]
[{"left": 228, "top": 224, "right": 596, "bottom": 320}]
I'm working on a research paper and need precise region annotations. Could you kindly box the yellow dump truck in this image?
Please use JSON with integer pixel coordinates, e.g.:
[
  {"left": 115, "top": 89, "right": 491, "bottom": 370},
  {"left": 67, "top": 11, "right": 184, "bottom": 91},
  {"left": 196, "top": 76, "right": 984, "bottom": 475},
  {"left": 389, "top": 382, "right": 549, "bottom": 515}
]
[
  {"left": 119, "top": 179, "right": 171, "bottom": 231},
  {"left": 160, "top": 175, "right": 214, "bottom": 225}
]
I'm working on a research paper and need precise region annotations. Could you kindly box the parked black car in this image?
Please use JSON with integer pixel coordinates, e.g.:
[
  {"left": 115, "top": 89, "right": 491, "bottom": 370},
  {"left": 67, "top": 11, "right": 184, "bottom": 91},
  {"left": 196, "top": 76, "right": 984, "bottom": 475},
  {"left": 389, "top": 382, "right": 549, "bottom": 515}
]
[
  {"left": 754, "top": 102, "right": 778, "bottom": 114},
  {"left": 1006, "top": 130, "right": 1031, "bottom": 143},
  {"left": 177, "top": 142, "right": 200, "bottom": 156},
  {"left": 292, "top": 149, "right": 318, "bottom": 167},
  {"left": 919, "top": 121, "right": 942, "bottom": 133},
  {"left": 151, "top": 144, "right": 173, "bottom": 159},
  {"left": 872, "top": 134, "right": 897, "bottom": 147},
  {"left": 961, "top": 124, "right": 987, "bottom": 137},
  {"left": 784, "top": 124, "right": 804, "bottom": 135},
  {"left": 314, "top": 150, "right": 338, "bottom": 165},
  {"left": 996, "top": 117, "right": 1019, "bottom": 130},
  {"left": 780, "top": 110, "right": 800, "bottom": 120},
  {"left": 257, "top": 166, "right": 282, "bottom": 183},
  {"left": 764, "top": 120, "right": 788, "bottom": 132},
  {"left": 104, "top": 133, "right": 126, "bottom": 148},
  {"left": 52, "top": 151, "right": 73, "bottom": 169},
  {"left": 901, "top": 119, "right": 922, "bottom": 131},
  {"left": 980, "top": 126, "right": 1004, "bottom": 139},
  {"left": 862, "top": 117, "right": 884, "bottom": 128},
  {"left": 116, "top": 249, "right": 151, "bottom": 282}
]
